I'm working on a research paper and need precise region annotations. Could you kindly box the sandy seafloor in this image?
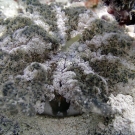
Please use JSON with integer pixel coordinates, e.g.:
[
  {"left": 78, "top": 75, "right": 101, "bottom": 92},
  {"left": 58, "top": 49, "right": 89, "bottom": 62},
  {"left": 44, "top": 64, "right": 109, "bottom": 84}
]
[{"left": 0, "top": 0, "right": 135, "bottom": 135}]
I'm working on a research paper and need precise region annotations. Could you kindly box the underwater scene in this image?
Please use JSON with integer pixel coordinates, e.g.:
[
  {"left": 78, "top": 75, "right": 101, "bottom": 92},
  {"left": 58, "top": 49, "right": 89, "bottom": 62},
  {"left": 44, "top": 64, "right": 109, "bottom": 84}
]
[{"left": 0, "top": 0, "right": 135, "bottom": 134}]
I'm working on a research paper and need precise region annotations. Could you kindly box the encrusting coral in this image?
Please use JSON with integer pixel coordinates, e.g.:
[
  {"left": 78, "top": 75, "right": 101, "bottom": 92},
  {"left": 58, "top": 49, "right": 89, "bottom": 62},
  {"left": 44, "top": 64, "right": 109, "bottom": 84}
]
[{"left": 0, "top": 0, "right": 135, "bottom": 120}]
